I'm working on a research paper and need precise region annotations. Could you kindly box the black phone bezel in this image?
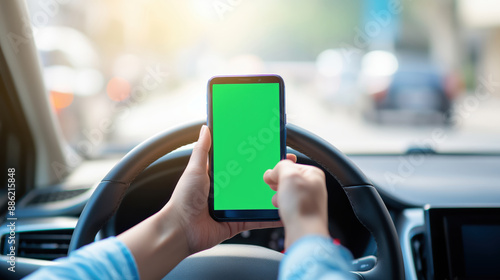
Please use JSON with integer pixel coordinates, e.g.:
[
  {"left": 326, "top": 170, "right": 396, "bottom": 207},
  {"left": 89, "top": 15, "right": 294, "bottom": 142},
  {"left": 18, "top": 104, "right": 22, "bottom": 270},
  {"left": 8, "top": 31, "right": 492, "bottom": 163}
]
[{"left": 207, "top": 74, "right": 286, "bottom": 222}]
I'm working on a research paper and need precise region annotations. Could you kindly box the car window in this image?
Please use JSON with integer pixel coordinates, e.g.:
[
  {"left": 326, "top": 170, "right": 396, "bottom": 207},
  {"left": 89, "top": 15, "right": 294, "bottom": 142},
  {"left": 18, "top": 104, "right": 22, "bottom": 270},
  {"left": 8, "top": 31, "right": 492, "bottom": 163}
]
[{"left": 25, "top": 0, "right": 500, "bottom": 156}]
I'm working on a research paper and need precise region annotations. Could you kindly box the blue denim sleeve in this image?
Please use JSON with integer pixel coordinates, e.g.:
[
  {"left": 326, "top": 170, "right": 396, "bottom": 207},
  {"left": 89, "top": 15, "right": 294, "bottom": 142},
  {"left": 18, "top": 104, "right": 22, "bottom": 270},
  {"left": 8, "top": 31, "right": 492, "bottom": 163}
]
[
  {"left": 23, "top": 237, "right": 139, "bottom": 280},
  {"left": 279, "top": 235, "right": 356, "bottom": 280}
]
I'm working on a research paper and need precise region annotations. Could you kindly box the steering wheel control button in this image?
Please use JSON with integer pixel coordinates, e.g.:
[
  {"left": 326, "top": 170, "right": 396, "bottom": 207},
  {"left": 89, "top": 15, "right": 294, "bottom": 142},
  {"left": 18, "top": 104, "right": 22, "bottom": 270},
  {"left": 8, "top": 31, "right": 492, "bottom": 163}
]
[{"left": 352, "top": 256, "right": 377, "bottom": 272}]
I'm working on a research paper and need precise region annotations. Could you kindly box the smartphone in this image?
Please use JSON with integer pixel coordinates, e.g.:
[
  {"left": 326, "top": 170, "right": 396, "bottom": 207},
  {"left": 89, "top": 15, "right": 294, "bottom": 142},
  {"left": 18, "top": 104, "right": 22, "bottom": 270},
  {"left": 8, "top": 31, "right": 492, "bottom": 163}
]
[{"left": 207, "top": 74, "right": 286, "bottom": 221}]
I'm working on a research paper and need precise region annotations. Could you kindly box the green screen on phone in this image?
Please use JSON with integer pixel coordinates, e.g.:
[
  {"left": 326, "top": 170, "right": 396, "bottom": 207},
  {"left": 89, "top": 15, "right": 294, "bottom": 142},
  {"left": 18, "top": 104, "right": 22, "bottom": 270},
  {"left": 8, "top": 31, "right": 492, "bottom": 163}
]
[{"left": 212, "top": 83, "right": 282, "bottom": 210}]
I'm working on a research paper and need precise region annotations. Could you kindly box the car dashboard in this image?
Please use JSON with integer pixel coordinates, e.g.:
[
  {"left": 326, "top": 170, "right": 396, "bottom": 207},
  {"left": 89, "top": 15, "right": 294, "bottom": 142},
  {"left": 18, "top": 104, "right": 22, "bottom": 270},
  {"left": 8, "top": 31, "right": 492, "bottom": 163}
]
[{"left": 352, "top": 154, "right": 500, "bottom": 280}]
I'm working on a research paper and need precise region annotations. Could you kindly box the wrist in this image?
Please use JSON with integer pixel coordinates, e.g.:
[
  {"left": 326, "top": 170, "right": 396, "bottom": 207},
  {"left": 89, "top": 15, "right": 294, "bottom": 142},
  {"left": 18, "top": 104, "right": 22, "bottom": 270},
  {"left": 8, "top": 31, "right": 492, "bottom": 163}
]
[
  {"left": 118, "top": 205, "right": 190, "bottom": 279},
  {"left": 284, "top": 217, "right": 329, "bottom": 249},
  {"left": 154, "top": 204, "right": 191, "bottom": 258}
]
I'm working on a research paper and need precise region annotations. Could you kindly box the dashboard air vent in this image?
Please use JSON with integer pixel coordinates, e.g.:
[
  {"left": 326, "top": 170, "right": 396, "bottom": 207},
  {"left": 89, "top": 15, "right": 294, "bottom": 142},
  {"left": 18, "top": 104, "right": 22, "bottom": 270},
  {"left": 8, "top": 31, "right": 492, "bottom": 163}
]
[{"left": 16, "top": 229, "right": 73, "bottom": 260}]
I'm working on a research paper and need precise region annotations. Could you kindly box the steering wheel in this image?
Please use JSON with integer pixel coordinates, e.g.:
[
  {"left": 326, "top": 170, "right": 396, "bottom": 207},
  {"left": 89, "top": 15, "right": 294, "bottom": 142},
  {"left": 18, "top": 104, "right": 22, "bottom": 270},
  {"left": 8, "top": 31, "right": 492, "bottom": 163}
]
[{"left": 68, "top": 121, "right": 404, "bottom": 280}]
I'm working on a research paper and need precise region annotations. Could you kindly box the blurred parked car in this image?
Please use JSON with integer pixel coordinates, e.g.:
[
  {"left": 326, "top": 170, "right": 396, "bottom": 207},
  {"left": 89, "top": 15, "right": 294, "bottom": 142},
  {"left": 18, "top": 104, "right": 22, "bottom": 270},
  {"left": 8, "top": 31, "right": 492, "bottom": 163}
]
[{"left": 362, "top": 53, "right": 459, "bottom": 124}]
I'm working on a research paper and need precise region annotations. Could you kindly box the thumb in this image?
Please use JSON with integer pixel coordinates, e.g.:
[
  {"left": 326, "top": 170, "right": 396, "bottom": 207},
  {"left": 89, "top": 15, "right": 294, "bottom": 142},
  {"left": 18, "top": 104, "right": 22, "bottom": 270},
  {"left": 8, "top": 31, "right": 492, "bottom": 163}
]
[{"left": 187, "top": 125, "right": 211, "bottom": 169}]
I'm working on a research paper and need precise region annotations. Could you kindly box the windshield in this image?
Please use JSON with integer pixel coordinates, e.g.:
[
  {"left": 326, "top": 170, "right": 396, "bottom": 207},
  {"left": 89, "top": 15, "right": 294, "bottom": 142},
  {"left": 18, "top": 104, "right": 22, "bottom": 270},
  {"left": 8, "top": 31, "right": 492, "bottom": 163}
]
[{"left": 26, "top": 0, "right": 500, "bottom": 156}]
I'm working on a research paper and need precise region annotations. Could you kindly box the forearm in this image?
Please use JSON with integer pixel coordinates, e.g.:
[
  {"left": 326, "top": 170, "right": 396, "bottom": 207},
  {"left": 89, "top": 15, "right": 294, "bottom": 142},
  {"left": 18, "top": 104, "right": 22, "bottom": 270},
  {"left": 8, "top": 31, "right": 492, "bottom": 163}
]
[{"left": 117, "top": 204, "right": 190, "bottom": 280}]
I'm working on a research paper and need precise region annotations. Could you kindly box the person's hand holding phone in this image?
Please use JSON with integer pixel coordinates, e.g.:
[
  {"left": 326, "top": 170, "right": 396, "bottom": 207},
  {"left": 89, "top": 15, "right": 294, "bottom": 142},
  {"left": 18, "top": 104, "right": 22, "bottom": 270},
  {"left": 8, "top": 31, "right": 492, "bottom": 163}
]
[
  {"left": 264, "top": 158, "right": 330, "bottom": 249},
  {"left": 166, "top": 125, "right": 283, "bottom": 254},
  {"left": 119, "top": 126, "right": 283, "bottom": 279}
]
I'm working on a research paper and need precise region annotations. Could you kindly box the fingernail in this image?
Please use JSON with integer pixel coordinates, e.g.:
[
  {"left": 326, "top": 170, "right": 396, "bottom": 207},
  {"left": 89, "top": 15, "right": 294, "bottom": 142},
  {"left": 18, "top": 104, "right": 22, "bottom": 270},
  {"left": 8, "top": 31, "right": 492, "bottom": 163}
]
[{"left": 199, "top": 125, "right": 207, "bottom": 138}]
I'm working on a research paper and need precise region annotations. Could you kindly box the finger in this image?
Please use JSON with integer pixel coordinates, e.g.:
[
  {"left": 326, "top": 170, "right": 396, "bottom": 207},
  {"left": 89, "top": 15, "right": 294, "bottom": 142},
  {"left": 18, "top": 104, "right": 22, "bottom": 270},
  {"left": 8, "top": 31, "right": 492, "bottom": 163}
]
[
  {"left": 286, "top": 153, "right": 297, "bottom": 163},
  {"left": 271, "top": 193, "right": 279, "bottom": 208},
  {"left": 263, "top": 169, "right": 278, "bottom": 190},
  {"left": 240, "top": 221, "right": 283, "bottom": 232},
  {"left": 274, "top": 159, "right": 295, "bottom": 176},
  {"left": 265, "top": 159, "right": 295, "bottom": 189},
  {"left": 188, "top": 125, "right": 211, "bottom": 169}
]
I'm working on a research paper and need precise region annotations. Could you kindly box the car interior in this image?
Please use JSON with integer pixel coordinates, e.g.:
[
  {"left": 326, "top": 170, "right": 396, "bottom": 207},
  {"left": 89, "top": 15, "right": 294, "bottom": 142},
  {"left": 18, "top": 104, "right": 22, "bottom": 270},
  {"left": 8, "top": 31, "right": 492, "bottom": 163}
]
[{"left": 1, "top": 1, "right": 500, "bottom": 280}]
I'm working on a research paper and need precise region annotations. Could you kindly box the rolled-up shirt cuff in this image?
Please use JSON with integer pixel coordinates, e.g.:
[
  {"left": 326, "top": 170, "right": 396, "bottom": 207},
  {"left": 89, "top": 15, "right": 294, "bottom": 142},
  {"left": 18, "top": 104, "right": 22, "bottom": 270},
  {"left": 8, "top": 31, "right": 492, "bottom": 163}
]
[
  {"left": 23, "top": 237, "right": 139, "bottom": 280},
  {"left": 279, "top": 235, "right": 355, "bottom": 280}
]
